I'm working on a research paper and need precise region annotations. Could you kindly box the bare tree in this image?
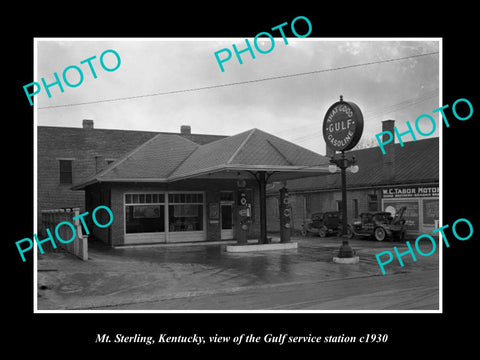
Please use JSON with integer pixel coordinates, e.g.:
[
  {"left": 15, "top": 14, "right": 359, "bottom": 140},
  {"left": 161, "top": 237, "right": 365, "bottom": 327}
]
[{"left": 351, "top": 137, "right": 378, "bottom": 150}]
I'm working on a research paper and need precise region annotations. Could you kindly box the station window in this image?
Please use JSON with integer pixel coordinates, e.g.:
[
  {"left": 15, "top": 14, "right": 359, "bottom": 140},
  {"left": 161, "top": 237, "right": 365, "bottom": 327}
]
[
  {"left": 336, "top": 200, "right": 343, "bottom": 212},
  {"left": 352, "top": 199, "right": 359, "bottom": 218},
  {"left": 305, "top": 195, "right": 312, "bottom": 217},
  {"left": 168, "top": 193, "right": 204, "bottom": 232},
  {"left": 59, "top": 160, "right": 73, "bottom": 184},
  {"left": 220, "top": 191, "right": 234, "bottom": 202},
  {"left": 125, "top": 193, "right": 165, "bottom": 234},
  {"left": 368, "top": 194, "right": 378, "bottom": 211}
]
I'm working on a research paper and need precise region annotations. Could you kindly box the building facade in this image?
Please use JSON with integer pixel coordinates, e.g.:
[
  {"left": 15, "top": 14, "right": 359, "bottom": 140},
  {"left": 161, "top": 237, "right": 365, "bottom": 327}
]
[
  {"left": 267, "top": 120, "right": 439, "bottom": 238},
  {"left": 81, "top": 179, "right": 260, "bottom": 246}
]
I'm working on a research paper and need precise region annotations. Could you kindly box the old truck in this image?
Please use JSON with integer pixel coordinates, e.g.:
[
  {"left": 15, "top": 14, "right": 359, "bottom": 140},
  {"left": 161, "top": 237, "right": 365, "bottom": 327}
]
[{"left": 348, "top": 207, "right": 407, "bottom": 241}]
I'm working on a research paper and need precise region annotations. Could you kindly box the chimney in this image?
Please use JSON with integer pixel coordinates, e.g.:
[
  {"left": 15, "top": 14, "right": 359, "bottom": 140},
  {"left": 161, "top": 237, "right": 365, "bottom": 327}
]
[
  {"left": 95, "top": 155, "right": 107, "bottom": 173},
  {"left": 180, "top": 125, "right": 191, "bottom": 136},
  {"left": 326, "top": 147, "right": 336, "bottom": 159},
  {"left": 382, "top": 120, "right": 395, "bottom": 181},
  {"left": 83, "top": 119, "right": 94, "bottom": 129}
]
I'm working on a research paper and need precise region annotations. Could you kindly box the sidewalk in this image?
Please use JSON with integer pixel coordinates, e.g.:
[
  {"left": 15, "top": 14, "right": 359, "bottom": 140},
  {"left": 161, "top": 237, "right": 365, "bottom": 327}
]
[{"left": 36, "top": 236, "right": 439, "bottom": 311}]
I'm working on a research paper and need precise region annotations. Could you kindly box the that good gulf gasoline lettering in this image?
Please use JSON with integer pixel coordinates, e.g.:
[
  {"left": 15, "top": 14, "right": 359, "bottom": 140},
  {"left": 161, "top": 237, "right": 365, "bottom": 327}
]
[{"left": 325, "top": 104, "right": 356, "bottom": 147}]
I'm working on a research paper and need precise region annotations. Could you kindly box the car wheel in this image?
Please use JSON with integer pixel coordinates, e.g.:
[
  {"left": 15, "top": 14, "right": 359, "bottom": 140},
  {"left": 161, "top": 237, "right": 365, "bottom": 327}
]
[
  {"left": 374, "top": 227, "right": 386, "bottom": 241},
  {"left": 318, "top": 226, "right": 327, "bottom": 238}
]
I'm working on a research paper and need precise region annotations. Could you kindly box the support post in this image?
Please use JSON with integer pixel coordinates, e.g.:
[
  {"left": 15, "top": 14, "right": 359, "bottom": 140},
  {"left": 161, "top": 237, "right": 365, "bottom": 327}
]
[
  {"left": 341, "top": 151, "right": 348, "bottom": 237},
  {"left": 258, "top": 171, "right": 268, "bottom": 244},
  {"left": 338, "top": 151, "right": 354, "bottom": 257},
  {"left": 330, "top": 151, "right": 358, "bottom": 262}
]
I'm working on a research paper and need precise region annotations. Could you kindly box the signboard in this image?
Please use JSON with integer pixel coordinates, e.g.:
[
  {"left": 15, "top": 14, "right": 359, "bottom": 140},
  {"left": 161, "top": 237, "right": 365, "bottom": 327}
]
[
  {"left": 323, "top": 98, "right": 364, "bottom": 151},
  {"left": 209, "top": 203, "right": 219, "bottom": 219},
  {"left": 238, "top": 204, "right": 251, "bottom": 217},
  {"left": 382, "top": 185, "right": 439, "bottom": 198}
]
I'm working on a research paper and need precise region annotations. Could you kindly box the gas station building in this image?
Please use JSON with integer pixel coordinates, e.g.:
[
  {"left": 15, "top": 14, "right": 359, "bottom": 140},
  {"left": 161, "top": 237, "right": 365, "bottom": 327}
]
[{"left": 71, "top": 127, "right": 331, "bottom": 246}]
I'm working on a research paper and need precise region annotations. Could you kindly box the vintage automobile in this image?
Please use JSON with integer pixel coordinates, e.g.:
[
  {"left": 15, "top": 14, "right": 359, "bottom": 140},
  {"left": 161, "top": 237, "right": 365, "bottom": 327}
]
[
  {"left": 348, "top": 207, "right": 406, "bottom": 241},
  {"left": 301, "top": 211, "right": 343, "bottom": 237}
]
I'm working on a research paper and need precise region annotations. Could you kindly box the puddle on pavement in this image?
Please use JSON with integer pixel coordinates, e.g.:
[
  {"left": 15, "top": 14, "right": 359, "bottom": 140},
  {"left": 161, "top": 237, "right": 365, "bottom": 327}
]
[{"left": 58, "top": 284, "right": 84, "bottom": 293}]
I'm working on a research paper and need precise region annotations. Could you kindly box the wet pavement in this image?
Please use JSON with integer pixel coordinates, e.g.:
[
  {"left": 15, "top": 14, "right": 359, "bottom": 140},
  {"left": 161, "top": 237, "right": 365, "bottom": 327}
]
[{"left": 36, "top": 235, "right": 440, "bottom": 311}]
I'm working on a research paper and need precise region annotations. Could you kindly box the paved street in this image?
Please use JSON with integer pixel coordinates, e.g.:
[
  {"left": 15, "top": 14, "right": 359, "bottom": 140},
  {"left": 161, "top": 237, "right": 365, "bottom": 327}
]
[
  {"left": 108, "top": 269, "right": 438, "bottom": 310},
  {"left": 37, "top": 235, "right": 440, "bottom": 311}
]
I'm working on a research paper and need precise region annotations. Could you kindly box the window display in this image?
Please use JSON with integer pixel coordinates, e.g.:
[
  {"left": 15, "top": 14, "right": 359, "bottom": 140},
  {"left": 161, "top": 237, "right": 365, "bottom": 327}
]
[
  {"left": 423, "top": 199, "right": 439, "bottom": 225},
  {"left": 168, "top": 193, "right": 204, "bottom": 232},
  {"left": 125, "top": 193, "right": 165, "bottom": 234}
]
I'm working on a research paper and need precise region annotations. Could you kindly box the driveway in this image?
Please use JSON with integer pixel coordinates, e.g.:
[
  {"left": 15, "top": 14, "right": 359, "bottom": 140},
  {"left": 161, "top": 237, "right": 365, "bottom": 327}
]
[{"left": 36, "top": 235, "right": 440, "bottom": 311}]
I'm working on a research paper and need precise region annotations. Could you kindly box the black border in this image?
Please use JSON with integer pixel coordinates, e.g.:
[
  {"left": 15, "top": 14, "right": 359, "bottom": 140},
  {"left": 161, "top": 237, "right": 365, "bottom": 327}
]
[{"left": 6, "top": 4, "right": 478, "bottom": 355}]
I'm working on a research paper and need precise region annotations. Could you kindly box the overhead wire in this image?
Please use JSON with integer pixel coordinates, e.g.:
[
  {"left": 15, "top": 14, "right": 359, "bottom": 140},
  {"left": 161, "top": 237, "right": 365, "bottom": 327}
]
[
  {"left": 277, "top": 89, "right": 439, "bottom": 140},
  {"left": 288, "top": 90, "right": 439, "bottom": 144},
  {"left": 37, "top": 51, "right": 439, "bottom": 110}
]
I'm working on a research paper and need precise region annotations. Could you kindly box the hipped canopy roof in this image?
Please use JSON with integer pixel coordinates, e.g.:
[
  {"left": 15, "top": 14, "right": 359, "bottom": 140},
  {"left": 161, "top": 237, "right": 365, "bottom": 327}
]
[{"left": 72, "top": 128, "right": 332, "bottom": 190}]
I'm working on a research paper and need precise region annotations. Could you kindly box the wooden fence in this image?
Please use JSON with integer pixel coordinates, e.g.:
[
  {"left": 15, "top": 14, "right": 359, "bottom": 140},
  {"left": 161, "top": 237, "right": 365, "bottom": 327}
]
[{"left": 40, "top": 208, "right": 88, "bottom": 261}]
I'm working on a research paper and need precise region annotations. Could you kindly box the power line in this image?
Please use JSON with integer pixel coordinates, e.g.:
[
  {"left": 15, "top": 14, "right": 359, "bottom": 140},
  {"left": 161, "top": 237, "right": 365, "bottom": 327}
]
[
  {"left": 364, "top": 89, "right": 438, "bottom": 119},
  {"left": 38, "top": 51, "right": 439, "bottom": 110},
  {"left": 277, "top": 88, "right": 439, "bottom": 139},
  {"left": 288, "top": 91, "right": 439, "bottom": 143}
]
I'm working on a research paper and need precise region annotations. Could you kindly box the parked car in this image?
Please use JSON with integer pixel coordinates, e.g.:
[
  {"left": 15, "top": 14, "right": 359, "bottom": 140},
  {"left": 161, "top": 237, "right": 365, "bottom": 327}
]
[
  {"left": 301, "top": 211, "right": 343, "bottom": 237},
  {"left": 348, "top": 207, "right": 406, "bottom": 241}
]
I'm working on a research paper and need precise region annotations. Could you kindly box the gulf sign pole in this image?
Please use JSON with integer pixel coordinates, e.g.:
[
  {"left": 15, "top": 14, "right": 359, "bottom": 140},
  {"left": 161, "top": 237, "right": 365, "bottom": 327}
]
[{"left": 323, "top": 95, "right": 363, "bottom": 264}]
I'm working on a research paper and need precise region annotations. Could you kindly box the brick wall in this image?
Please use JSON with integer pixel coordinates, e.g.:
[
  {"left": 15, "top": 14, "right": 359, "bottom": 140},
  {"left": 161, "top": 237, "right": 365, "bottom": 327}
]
[
  {"left": 90, "top": 179, "right": 260, "bottom": 246},
  {"left": 84, "top": 183, "right": 111, "bottom": 244},
  {"left": 37, "top": 126, "right": 159, "bottom": 218},
  {"left": 37, "top": 125, "right": 225, "bottom": 231}
]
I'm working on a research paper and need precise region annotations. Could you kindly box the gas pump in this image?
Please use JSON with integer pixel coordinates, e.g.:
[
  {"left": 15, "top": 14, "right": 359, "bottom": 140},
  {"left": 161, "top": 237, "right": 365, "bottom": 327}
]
[
  {"left": 237, "top": 190, "right": 251, "bottom": 245},
  {"left": 279, "top": 187, "right": 291, "bottom": 243}
]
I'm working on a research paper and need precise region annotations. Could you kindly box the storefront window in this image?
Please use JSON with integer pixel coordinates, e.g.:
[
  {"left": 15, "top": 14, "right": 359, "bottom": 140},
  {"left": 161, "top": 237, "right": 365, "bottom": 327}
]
[
  {"left": 423, "top": 199, "right": 439, "bottom": 225},
  {"left": 168, "top": 193, "right": 204, "bottom": 232},
  {"left": 125, "top": 193, "right": 165, "bottom": 233}
]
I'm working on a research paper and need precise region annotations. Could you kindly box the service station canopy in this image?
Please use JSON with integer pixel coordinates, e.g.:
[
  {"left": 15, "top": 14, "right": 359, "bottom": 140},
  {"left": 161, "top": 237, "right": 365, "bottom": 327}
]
[{"left": 72, "top": 127, "right": 336, "bottom": 245}]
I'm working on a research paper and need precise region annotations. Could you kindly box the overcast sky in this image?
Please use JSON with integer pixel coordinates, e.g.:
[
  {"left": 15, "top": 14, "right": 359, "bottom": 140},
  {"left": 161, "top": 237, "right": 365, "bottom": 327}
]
[{"left": 35, "top": 38, "right": 440, "bottom": 154}]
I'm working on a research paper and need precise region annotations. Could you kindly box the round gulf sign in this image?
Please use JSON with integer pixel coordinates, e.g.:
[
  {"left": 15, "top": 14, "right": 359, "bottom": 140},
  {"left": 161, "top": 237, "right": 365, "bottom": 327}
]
[{"left": 323, "top": 99, "right": 364, "bottom": 151}]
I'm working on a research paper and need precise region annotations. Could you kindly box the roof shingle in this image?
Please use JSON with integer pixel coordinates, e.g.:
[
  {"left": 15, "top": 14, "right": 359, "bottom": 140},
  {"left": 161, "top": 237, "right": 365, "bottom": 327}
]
[
  {"left": 72, "top": 128, "right": 332, "bottom": 188},
  {"left": 284, "top": 137, "right": 439, "bottom": 192}
]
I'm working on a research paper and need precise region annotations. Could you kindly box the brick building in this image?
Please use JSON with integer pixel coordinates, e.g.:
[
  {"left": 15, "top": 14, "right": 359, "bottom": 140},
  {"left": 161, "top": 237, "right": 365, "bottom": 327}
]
[
  {"left": 266, "top": 120, "right": 439, "bottom": 237},
  {"left": 37, "top": 120, "right": 225, "bottom": 214}
]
